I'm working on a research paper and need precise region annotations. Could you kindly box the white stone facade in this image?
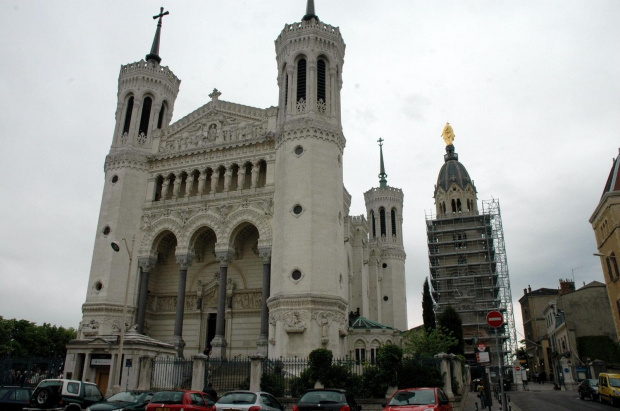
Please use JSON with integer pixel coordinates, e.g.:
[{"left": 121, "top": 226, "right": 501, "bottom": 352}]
[{"left": 67, "top": 5, "right": 408, "bottom": 393}]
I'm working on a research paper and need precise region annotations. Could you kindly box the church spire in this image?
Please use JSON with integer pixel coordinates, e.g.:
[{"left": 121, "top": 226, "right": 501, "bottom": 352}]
[
  {"left": 302, "top": 0, "right": 319, "bottom": 21},
  {"left": 146, "top": 7, "right": 169, "bottom": 64},
  {"left": 378, "top": 138, "right": 387, "bottom": 188}
]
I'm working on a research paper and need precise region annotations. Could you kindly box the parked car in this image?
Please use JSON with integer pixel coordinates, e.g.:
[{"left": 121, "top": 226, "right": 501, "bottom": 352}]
[
  {"left": 145, "top": 390, "right": 215, "bottom": 411},
  {"left": 294, "top": 389, "right": 360, "bottom": 411},
  {"left": 578, "top": 379, "right": 599, "bottom": 401},
  {"left": 28, "top": 379, "right": 104, "bottom": 410},
  {"left": 383, "top": 387, "right": 452, "bottom": 411},
  {"left": 214, "top": 391, "right": 285, "bottom": 411},
  {"left": 598, "top": 373, "right": 620, "bottom": 406},
  {"left": 0, "top": 386, "right": 33, "bottom": 411},
  {"left": 87, "top": 391, "right": 155, "bottom": 411}
]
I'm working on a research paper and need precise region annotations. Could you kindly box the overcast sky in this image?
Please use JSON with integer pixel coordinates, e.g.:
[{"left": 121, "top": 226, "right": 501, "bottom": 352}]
[{"left": 1, "top": 1, "right": 618, "bottom": 346}]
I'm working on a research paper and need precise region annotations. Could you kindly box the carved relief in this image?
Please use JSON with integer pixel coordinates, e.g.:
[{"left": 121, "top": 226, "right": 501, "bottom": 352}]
[
  {"left": 283, "top": 311, "right": 307, "bottom": 333},
  {"left": 81, "top": 319, "right": 100, "bottom": 337},
  {"left": 232, "top": 291, "right": 262, "bottom": 310}
]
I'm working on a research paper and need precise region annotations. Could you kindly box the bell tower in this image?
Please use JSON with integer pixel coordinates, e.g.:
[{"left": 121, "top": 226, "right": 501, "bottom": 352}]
[
  {"left": 269, "top": 1, "right": 349, "bottom": 357},
  {"left": 81, "top": 9, "right": 180, "bottom": 337},
  {"left": 364, "top": 139, "right": 407, "bottom": 330}
]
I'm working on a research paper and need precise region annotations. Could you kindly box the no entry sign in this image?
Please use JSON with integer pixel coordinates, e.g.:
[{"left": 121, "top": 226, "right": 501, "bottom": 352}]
[{"left": 486, "top": 311, "right": 504, "bottom": 328}]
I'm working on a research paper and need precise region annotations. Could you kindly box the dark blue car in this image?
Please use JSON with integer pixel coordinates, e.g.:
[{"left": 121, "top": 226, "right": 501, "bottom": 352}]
[{"left": 0, "top": 386, "right": 34, "bottom": 411}]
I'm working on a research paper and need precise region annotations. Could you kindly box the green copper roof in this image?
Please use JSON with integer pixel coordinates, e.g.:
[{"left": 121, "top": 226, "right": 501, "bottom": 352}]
[{"left": 350, "top": 316, "right": 395, "bottom": 330}]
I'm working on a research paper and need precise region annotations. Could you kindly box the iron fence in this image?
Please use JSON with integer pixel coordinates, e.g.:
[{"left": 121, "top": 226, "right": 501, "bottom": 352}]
[
  {"left": 204, "top": 357, "right": 251, "bottom": 394},
  {"left": 151, "top": 357, "right": 193, "bottom": 390},
  {"left": 0, "top": 356, "right": 65, "bottom": 387}
]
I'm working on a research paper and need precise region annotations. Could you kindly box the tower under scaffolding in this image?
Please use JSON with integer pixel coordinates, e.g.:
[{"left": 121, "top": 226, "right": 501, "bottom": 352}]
[{"left": 425, "top": 198, "right": 517, "bottom": 366}]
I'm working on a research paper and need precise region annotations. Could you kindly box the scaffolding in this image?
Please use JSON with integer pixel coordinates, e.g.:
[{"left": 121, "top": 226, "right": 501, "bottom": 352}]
[{"left": 425, "top": 198, "right": 517, "bottom": 366}]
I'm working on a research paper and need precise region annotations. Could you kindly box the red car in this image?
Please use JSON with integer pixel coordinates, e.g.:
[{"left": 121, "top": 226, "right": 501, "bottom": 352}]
[
  {"left": 383, "top": 387, "right": 452, "bottom": 411},
  {"left": 146, "top": 390, "right": 215, "bottom": 411}
]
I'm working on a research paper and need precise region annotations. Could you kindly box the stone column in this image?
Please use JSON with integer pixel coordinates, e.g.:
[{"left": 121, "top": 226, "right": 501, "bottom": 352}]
[
  {"left": 162, "top": 176, "right": 171, "bottom": 200},
  {"left": 251, "top": 162, "right": 260, "bottom": 188},
  {"left": 172, "top": 174, "right": 182, "bottom": 199},
  {"left": 172, "top": 254, "right": 193, "bottom": 357},
  {"left": 137, "top": 355, "right": 154, "bottom": 390},
  {"left": 191, "top": 354, "right": 208, "bottom": 391},
  {"left": 197, "top": 172, "right": 206, "bottom": 195},
  {"left": 224, "top": 165, "right": 232, "bottom": 192},
  {"left": 249, "top": 355, "right": 265, "bottom": 391},
  {"left": 185, "top": 173, "right": 196, "bottom": 197},
  {"left": 257, "top": 248, "right": 272, "bottom": 356},
  {"left": 136, "top": 256, "right": 157, "bottom": 334},
  {"left": 211, "top": 169, "right": 220, "bottom": 193},
  {"left": 238, "top": 169, "right": 246, "bottom": 190},
  {"left": 212, "top": 250, "right": 234, "bottom": 358},
  {"left": 435, "top": 353, "right": 453, "bottom": 399}
]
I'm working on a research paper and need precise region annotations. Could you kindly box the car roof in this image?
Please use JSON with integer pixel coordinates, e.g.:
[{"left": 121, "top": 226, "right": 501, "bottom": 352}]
[{"left": 304, "top": 389, "right": 347, "bottom": 393}]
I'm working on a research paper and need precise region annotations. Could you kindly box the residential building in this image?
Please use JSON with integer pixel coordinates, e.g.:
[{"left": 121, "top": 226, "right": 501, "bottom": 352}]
[
  {"left": 590, "top": 149, "right": 620, "bottom": 340},
  {"left": 518, "top": 286, "right": 558, "bottom": 382}
]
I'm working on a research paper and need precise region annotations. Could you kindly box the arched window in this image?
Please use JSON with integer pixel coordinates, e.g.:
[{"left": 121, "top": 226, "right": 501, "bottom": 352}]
[
  {"left": 139, "top": 96, "right": 152, "bottom": 136},
  {"left": 317, "top": 58, "right": 326, "bottom": 110},
  {"left": 451, "top": 199, "right": 456, "bottom": 213},
  {"left": 391, "top": 208, "right": 397, "bottom": 237},
  {"left": 154, "top": 175, "right": 164, "bottom": 201},
  {"left": 257, "top": 160, "right": 267, "bottom": 188},
  {"left": 379, "top": 207, "right": 386, "bottom": 237},
  {"left": 371, "top": 210, "right": 376, "bottom": 238},
  {"left": 157, "top": 102, "right": 167, "bottom": 129},
  {"left": 457, "top": 198, "right": 462, "bottom": 212},
  {"left": 297, "top": 58, "right": 307, "bottom": 102},
  {"left": 283, "top": 64, "right": 289, "bottom": 109},
  {"left": 354, "top": 340, "right": 366, "bottom": 364},
  {"left": 122, "top": 96, "right": 134, "bottom": 134}
]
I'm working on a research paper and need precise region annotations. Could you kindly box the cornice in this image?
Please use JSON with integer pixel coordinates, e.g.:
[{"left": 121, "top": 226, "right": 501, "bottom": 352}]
[
  {"left": 276, "top": 120, "right": 345, "bottom": 151},
  {"left": 105, "top": 153, "right": 149, "bottom": 173}
]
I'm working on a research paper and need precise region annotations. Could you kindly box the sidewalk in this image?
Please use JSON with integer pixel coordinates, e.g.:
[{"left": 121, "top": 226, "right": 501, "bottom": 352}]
[{"left": 461, "top": 383, "right": 555, "bottom": 410}]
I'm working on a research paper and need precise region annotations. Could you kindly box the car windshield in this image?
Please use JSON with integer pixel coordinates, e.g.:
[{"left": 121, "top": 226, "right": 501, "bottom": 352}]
[
  {"left": 107, "top": 391, "right": 142, "bottom": 403},
  {"left": 610, "top": 378, "right": 620, "bottom": 388},
  {"left": 590, "top": 380, "right": 598, "bottom": 387},
  {"left": 299, "top": 391, "right": 344, "bottom": 404},
  {"left": 388, "top": 390, "right": 436, "bottom": 406},
  {"left": 218, "top": 392, "right": 257, "bottom": 404},
  {"left": 151, "top": 391, "right": 184, "bottom": 404}
]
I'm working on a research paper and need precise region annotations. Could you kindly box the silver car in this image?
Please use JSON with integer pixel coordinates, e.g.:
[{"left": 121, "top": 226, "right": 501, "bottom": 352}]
[{"left": 214, "top": 391, "right": 285, "bottom": 411}]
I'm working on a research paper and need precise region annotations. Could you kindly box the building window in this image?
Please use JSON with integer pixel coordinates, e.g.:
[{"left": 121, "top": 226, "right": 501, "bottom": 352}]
[
  {"left": 370, "top": 210, "right": 376, "bottom": 238},
  {"left": 122, "top": 96, "right": 134, "bottom": 134},
  {"left": 391, "top": 208, "right": 397, "bottom": 237},
  {"left": 379, "top": 207, "right": 386, "bottom": 237},
  {"left": 157, "top": 102, "right": 167, "bottom": 129},
  {"left": 607, "top": 257, "right": 614, "bottom": 281},
  {"left": 612, "top": 253, "right": 620, "bottom": 280},
  {"left": 297, "top": 58, "right": 307, "bottom": 103},
  {"left": 139, "top": 96, "right": 152, "bottom": 136},
  {"left": 317, "top": 58, "right": 326, "bottom": 105}
]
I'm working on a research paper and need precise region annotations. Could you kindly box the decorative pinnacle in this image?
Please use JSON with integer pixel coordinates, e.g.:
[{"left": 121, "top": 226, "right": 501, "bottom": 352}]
[
  {"left": 302, "top": 0, "right": 319, "bottom": 21},
  {"left": 146, "top": 7, "right": 170, "bottom": 64},
  {"left": 378, "top": 138, "right": 387, "bottom": 188}
]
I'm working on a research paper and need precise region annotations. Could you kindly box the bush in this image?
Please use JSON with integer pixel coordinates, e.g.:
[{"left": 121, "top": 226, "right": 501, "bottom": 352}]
[
  {"left": 261, "top": 373, "right": 285, "bottom": 397},
  {"left": 377, "top": 345, "right": 403, "bottom": 387},
  {"left": 398, "top": 357, "right": 443, "bottom": 389}
]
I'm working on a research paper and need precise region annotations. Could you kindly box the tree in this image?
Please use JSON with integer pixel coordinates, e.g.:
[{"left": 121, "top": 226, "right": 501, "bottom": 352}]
[
  {"left": 404, "top": 326, "right": 458, "bottom": 358},
  {"left": 437, "top": 305, "right": 464, "bottom": 355},
  {"left": 422, "top": 278, "right": 436, "bottom": 331},
  {"left": 0, "top": 316, "right": 76, "bottom": 358}
]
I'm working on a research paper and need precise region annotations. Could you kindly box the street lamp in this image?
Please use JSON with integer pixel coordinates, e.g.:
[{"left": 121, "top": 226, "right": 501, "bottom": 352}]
[{"left": 110, "top": 235, "right": 135, "bottom": 394}]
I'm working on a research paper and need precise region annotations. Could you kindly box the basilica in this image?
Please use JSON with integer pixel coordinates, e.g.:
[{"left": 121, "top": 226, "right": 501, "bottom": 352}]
[{"left": 65, "top": 1, "right": 408, "bottom": 391}]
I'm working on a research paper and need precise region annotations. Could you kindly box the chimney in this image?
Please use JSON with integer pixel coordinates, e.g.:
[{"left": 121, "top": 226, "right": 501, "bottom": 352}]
[
  {"left": 528, "top": 285, "right": 532, "bottom": 293},
  {"left": 523, "top": 288, "right": 528, "bottom": 295},
  {"left": 559, "top": 279, "right": 575, "bottom": 295}
]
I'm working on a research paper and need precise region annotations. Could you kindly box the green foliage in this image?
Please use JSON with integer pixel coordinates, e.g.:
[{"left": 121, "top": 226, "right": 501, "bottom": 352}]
[
  {"left": 308, "top": 348, "right": 333, "bottom": 383},
  {"left": 576, "top": 336, "right": 620, "bottom": 363},
  {"left": 0, "top": 316, "right": 76, "bottom": 358},
  {"left": 404, "top": 327, "right": 458, "bottom": 358},
  {"left": 377, "top": 344, "right": 403, "bottom": 387},
  {"left": 422, "top": 278, "right": 436, "bottom": 331},
  {"left": 261, "top": 373, "right": 285, "bottom": 397},
  {"left": 398, "top": 357, "right": 443, "bottom": 389},
  {"left": 437, "top": 306, "right": 464, "bottom": 355},
  {"left": 359, "top": 365, "right": 387, "bottom": 398},
  {"left": 290, "top": 368, "right": 313, "bottom": 397}
]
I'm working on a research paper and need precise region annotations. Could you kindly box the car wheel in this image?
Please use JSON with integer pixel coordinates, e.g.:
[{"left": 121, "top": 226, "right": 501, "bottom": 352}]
[
  {"left": 579, "top": 392, "right": 584, "bottom": 400},
  {"left": 600, "top": 394, "right": 605, "bottom": 405},
  {"left": 36, "top": 387, "right": 57, "bottom": 408}
]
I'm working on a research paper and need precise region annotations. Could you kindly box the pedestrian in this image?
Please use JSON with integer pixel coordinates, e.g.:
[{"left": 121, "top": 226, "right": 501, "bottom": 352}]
[
  {"left": 534, "top": 372, "right": 539, "bottom": 384},
  {"left": 477, "top": 383, "right": 486, "bottom": 408},
  {"left": 203, "top": 382, "right": 218, "bottom": 402}
]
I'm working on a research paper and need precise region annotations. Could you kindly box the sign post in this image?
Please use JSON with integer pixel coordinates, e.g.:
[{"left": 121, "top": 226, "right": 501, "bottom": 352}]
[{"left": 487, "top": 311, "right": 506, "bottom": 411}]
